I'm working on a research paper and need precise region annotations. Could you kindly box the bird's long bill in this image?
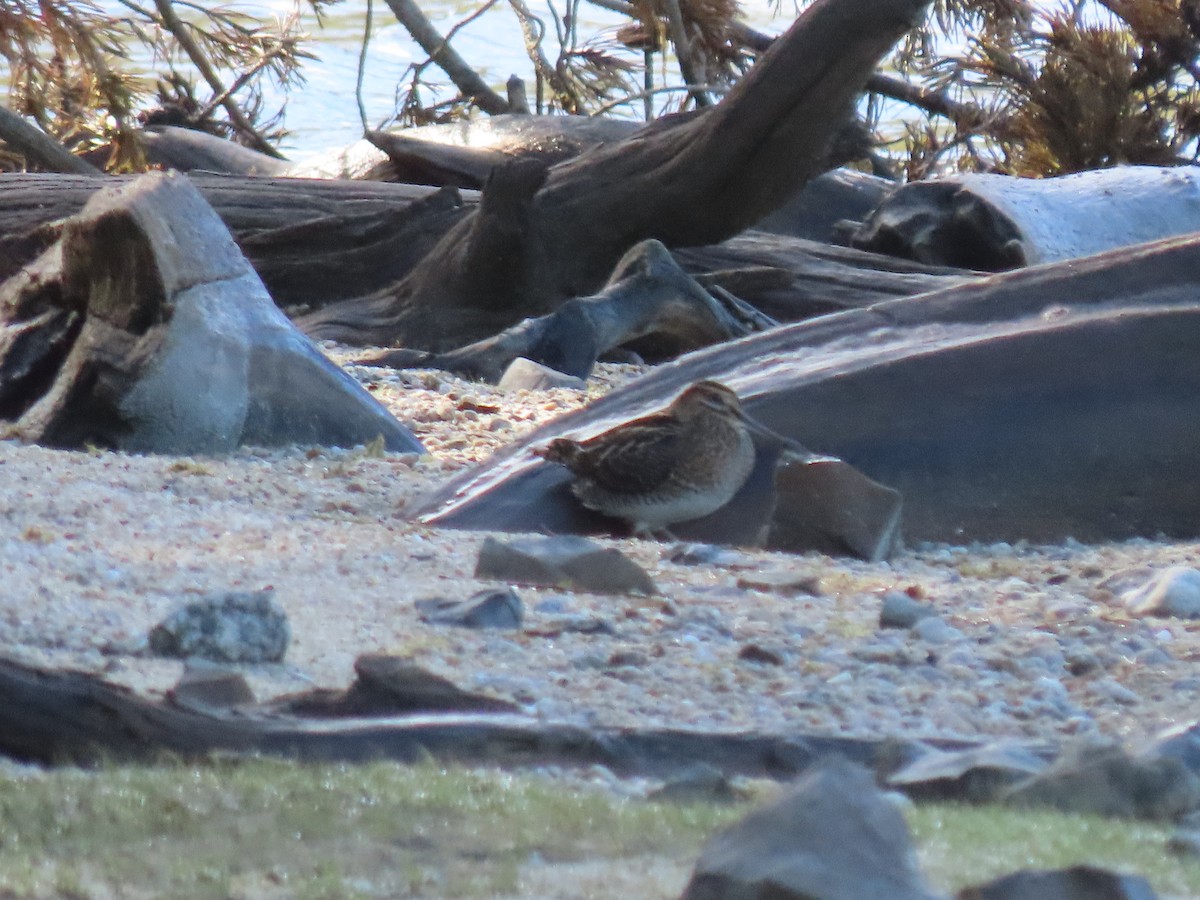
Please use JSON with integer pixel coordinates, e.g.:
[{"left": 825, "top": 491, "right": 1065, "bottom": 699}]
[{"left": 734, "top": 406, "right": 810, "bottom": 455}]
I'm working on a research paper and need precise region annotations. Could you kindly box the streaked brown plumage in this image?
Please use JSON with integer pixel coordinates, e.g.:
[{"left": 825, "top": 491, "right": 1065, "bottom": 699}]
[{"left": 534, "top": 381, "right": 765, "bottom": 536}]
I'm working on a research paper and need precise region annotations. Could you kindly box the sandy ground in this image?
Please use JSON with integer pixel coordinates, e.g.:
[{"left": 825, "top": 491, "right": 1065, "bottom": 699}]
[{"left": 1, "top": 354, "right": 1198, "bottom": 750}]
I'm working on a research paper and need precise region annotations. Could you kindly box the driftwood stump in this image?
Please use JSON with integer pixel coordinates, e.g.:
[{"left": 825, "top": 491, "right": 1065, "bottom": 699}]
[{"left": 0, "top": 172, "right": 421, "bottom": 453}]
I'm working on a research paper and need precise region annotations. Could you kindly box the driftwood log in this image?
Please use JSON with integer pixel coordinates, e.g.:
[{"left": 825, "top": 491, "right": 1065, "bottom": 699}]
[
  {"left": 0, "top": 0, "right": 947, "bottom": 355},
  {"left": 0, "top": 172, "right": 968, "bottom": 339},
  {"left": 852, "top": 164, "right": 1200, "bottom": 270},
  {"left": 0, "top": 653, "right": 981, "bottom": 777},
  {"left": 298, "top": 0, "right": 934, "bottom": 349},
  {"left": 414, "top": 232, "right": 1200, "bottom": 546}
]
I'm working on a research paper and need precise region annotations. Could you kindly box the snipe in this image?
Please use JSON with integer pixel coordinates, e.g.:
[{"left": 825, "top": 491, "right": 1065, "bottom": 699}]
[{"left": 535, "top": 380, "right": 774, "bottom": 537}]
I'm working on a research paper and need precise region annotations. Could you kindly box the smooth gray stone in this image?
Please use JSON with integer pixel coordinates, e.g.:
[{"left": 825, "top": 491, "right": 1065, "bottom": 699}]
[
  {"left": 169, "top": 663, "right": 256, "bottom": 711},
  {"left": 474, "top": 535, "right": 658, "bottom": 596},
  {"left": 680, "top": 757, "right": 938, "bottom": 900},
  {"left": 1120, "top": 566, "right": 1200, "bottom": 618},
  {"left": 887, "top": 741, "right": 1049, "bottom": 803},
  {"left": 880, "top": 591, "right": 937, "bottom": 629},
  {"left": 415, "top": 587, "right": 524, "bottom": 629},
  {"left": 1140, "top": 719, "right": 1200, "bottom": 776},
  {"left": 276, "top": 655, "right": 520, "bottom": 715},
  {"left": 497, "top": 357, "right": 587, "bottom": 391},
  {"left": 910, "top": 615, "right": 962, "bottom": 644},
  {"left": 649, "top": 762, "right": 742, "bottom": 804},
  {"left": 1003, "top": 740, "right": 1200, "bottom": 821}
]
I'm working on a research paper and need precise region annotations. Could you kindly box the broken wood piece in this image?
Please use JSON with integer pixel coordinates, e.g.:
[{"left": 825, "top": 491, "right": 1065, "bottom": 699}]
[
  {"left": 273, "top": 655, "right": 521, "bottom": 718},
  {"left": 752, "top": 167, "right": 896, "bottom": 242},
  {"left": 0, "top": 171, "right": 422, "bottom": 454},
  {"left": 354, "top": 240, "right": 776, "bottom": 381}
]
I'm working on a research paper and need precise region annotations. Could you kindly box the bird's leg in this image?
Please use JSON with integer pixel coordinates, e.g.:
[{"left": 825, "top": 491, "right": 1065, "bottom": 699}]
[{"left": 630, "top": 523, "right": 678, "bottom": 542}]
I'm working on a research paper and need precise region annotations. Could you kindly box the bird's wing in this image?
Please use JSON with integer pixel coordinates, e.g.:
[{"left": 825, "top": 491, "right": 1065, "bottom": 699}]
[{"left": 572, "top": 414, "right": 680, "bottom": 494}]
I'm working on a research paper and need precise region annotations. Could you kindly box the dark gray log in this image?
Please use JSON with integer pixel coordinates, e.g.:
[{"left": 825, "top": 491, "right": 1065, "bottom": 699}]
[
  {"left": 752, "top": 167, "right": 896, "bottom": 242},
  {"left": 413, "top": 233, "right": 1200, "bottom": 547},
  {"left": 0, "top": 173, "right": 474, "bottom": 312},
  {"left": 1, "top": 171, "right": 422, "bottom": 454},
  {"left": 121, "top": 125, "right": 291, "bottom": 176},
  {"left": 0, "top": 106, "right": 103, "bottom": 175}
]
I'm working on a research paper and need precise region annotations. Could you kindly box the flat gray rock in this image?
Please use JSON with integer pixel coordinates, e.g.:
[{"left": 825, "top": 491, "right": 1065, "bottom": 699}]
[
  {"left": 415, "top": 587, "right": 525, "bottom": 629},
  {"left": 168, "top": 663, "right": 256, "bottom": 712},
  {"left": 276, "top": 654, "right": 520, "bottom": 715},
  {"left": 497, "top": 357, "right": 588, "bottom": 391},
  {"left": 1119, "top": 566, "right": 1200, "bottom": 618},
  {"left": 880, "top": 591, "right": 938, "bottom": 629},
  {"left": 887, "top": 741, "right": 1049, "bottom": 803},
  {"left": 1003, "top": 740, "right": 1200, "bottom": 821}
]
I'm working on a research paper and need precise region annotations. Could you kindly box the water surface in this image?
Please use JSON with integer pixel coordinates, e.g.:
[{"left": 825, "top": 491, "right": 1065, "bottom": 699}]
[{"left": 221, "top": 0, "right": 790, "bottom": 156}]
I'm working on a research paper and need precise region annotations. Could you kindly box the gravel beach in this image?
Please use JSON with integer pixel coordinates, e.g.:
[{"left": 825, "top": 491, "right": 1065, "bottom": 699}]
[{"left": 1, "top": 353, "right": 1197, "bottom": 750}]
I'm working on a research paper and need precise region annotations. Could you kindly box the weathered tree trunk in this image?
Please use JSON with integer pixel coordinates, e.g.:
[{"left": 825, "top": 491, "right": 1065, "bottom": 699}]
[
  {"left": 299, "top": 0, "right": 934, "bottom": 349},
  {"left": 0, "top": 174, "right": 471, "bottom": 310}
]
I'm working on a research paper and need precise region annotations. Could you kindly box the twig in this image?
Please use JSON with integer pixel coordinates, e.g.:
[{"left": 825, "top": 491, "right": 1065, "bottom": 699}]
[
  {"left": 381, "top": 0, "right": 511, "bottom": 114},
  {"left": 195, "top": 54, "right": 278, "bottom": 124},
  {"left": 0, "top": 107, "right": 103, "bottom": 175},
  {"left": 151, "top": 0, "right": 284, "bottom": 158},
  {"left": 357, "top": 0, "right": 374, "bottom": 132},
  {"left": 866, "top": 72, "right": 984, "bottom": 128},
  {"left": 660, "top": 0, "right": 710, "bottom": 107},
  {"left": 508, "top": 0, "right": 564, "bottom": 113}
]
